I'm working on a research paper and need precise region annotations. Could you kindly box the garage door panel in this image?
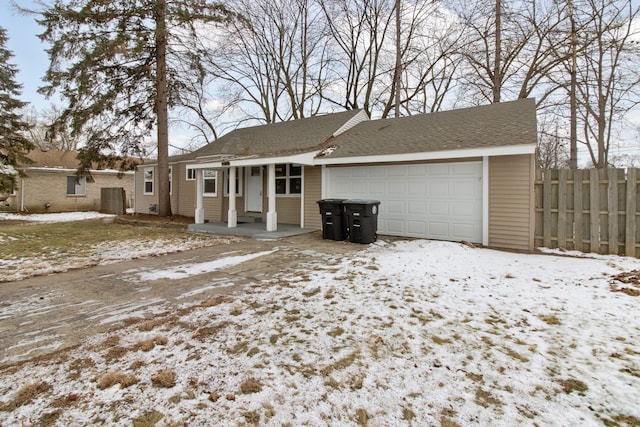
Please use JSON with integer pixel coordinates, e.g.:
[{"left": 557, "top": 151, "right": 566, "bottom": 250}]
[
  {"left": 409, "top": 165, "right": 427, "bottom": 176},
  {"left": 407, "top": 221, "right": 426, "bottom": 234},
  {"left": 429, "top": 222, "right": 450, "bottom": 238},
  {"left": 453, "top": 180, "right": 478, "bottom": 196},
  {"left": 429, "top": 164, "right": 450, "bottom": 175},
  {"left": 388, "top": 182, "right": 405, "bottom": 194},
  {"left": 453, "top": 223, "right": 477, "bottom": 240},
  {"left": 429, "top": 180, "right": 451, "bottom": 196},
  {"left": 408, "top": 201, "right": 427, "bottom": 215},
  {"left": 429, "top": 201, "right": 449, "bottom": 216},
  {"left": 326, "top": 162, "right": 482, "bottom": 243},
  {"left": 454, "top": 162, "right": 481, "bottom": 174},
  {"left": 386, "top": 219, "right": 406, "bottom": 234},
  {"left": 408, "top": 181, "right": 427, "bottom": 195},
  {"left": 387, "top": 200, "right": 405, "bottom": 214},
  {"left": 388, "top": 165, "right": 406, "bottom": 177}
]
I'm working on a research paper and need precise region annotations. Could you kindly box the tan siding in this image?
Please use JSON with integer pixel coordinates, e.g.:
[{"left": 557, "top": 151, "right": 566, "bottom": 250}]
[
  {"left": 275, "top": 197, "right": 301, "bottom": 224},
  {"left": 134, "top": 167, "right": 158, "bottom": 213},
  {"left": 15, "top": 169, "right": 134, "bottom": 213},
  {"left": 489, "top": 154, "right": 535, "bottom": 251},
  {"left": 176, "top": 163, "right": 197, "bottom": 217},
  {"left": 304, "top": 166, "right": 322, "bottom": 229}
]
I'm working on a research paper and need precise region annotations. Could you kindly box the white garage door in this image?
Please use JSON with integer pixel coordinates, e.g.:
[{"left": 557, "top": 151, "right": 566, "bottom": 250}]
[{"left": 326, "top": 162, "right": 483, "bottom": 242}]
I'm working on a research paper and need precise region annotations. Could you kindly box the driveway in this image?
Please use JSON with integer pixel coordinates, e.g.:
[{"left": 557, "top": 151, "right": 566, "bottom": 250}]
[{"left": 0, "top": 232, "right": 364, "bottom": 364}]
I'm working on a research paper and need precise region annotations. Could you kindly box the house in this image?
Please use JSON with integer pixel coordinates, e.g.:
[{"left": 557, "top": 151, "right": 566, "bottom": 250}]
[
  {"left": 1, "top": 149, "right": 135, "bottom": 214},
  {"left": 134, "top": 99, "right": 537, "bottom": 251}
]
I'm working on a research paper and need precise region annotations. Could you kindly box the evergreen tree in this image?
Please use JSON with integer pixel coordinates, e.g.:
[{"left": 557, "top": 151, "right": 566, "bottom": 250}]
[
  {"left": 37, "top": 0, "right": 231, "bottom": 216},
  {"left": 0, "top": 26, "right": 33, "bottom": 196}
]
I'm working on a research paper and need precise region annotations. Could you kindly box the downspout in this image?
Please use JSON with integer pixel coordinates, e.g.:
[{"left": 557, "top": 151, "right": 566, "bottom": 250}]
[
  {"left": 300, "top": 166, "right": 305, "bottom": 228},
  {"left": 483, "top": 157, "right": 489, "bottom": 246}
]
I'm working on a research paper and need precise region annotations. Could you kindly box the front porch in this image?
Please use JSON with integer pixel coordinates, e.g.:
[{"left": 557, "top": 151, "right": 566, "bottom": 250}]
[{"left": 188, "top": 221, "right": 316, "bottom": 240}]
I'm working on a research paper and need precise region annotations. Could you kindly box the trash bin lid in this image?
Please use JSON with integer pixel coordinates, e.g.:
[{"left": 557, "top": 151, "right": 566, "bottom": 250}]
[
  {"left": 317, "top": 198, "right": 347, "bottom": 204},
  {"left": 343, "top": 199, "right": 380, "bottom": 205}
]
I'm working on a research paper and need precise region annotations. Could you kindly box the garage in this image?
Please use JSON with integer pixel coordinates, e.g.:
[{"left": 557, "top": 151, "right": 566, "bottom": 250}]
[{"left": 325, "top": 162, "right": 483, "bottom": 243}]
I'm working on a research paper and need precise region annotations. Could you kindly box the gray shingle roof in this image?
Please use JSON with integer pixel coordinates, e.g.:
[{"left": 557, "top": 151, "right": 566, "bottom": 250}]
[
  {"left": 189, "top": 109, "right": 363, "bottom": 161},
  {"left": 321, "top": 98, "right": 537, "bottom": 159}
]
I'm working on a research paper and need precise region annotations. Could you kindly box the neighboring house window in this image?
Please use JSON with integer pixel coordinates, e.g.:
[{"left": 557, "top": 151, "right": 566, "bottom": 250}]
[
  {"left": 186, "top": 167, "right": 196, "bottom": 181},
  {"left": 275, "top": 164, "right": 302, "bottom": 195},
  {"left": 144, "top": 168, "right": 154, "bottom": 195},
  {"left": 224, "top": 168, "right": 243, "bottom": 196},
  {"left": 66, "top": 176, "right": 86, "bottom": 196},
  {"left": 203, "top": 169, "right": 218, "bottom": 196},
  {"left": 168, "top": 166, "right": 172, "bottom": 195}
]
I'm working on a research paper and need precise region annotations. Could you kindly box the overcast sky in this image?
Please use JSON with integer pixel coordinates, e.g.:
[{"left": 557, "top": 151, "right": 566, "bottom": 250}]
[
  {"left": 1, "top": 0, "right": 639, "bottom": 163},
  {"left": 0, "top": 0, "right": 52, "bottom": 109}
]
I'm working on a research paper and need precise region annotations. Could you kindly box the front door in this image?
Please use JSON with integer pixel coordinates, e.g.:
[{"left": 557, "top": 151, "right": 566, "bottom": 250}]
[{"left": 246, "top": 166, "right": 263, "bottom": 212}]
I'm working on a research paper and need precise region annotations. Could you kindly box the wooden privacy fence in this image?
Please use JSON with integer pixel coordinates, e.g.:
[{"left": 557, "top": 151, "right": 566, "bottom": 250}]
[{"left": 535, "top": 168, "right": 640, "bottom": 257}]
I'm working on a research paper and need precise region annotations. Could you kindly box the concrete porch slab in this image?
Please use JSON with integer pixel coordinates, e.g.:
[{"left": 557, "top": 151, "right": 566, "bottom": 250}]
[{"left": 188, "top": 222, "right": 316, "bottom": 240}]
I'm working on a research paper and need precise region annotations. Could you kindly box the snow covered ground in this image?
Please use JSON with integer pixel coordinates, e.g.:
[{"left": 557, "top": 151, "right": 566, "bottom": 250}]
[
  {"left": 0, "top": 212, "right": 237, "bottom": 282},
  {"left": 1, "top": 213, "right": 640, "bottom": 426},
  {"left": 0, "top": 211, "right": 116, "bottom": 223}
]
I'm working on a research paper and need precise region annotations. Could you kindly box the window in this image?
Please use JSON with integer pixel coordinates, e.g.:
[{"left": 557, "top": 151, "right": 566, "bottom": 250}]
[
  {"left": 143, "top": 168, "right": 154, "bottom": 195},
  {"left": 168, "top": 166, "right": 173, "bottom": 195},
  {"left": 67, "top": 176, "right": 86, "bottom": 195},
  {"left": 186, "top": 167, "right": 196, "bottom": 181},
  {"left": 224, "top": 168, "right": 243, "bottom": 196},
  {"left": 203, "top": 169, "right": 218, "bottom": 196},
  {"left": 275, "top": 164, "right": 302, "bottom": 195}
]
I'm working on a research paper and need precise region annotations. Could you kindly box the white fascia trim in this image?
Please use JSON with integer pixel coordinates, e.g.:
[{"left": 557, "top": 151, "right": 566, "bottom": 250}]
[
  {"left": 190, "top": 152, "right": 318, "bottom": 169},
  {"left": 314, "top": 144, "right": 536, "bottom": 165},
  {"left": 19, "top": 167, "right": 133, "bottom": 175},
  {"left": 332, "top": 110, "right": 369, "bottom": 136}
]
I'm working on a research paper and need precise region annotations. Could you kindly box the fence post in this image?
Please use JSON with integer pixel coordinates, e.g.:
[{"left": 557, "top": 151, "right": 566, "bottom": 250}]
[
  {"left": 574, "top": 169, "right": 583, "bottom": 252},
  {"left": 543, "top": 170, "right": 552, "bottom": 248},
  {"left": 608, "top": 168, "right": 619, "bottom": 254},
  {"left": 590, "top": 169, "right": 600, "bottom": 253},
  {"left": 626, "top": 168, "right": 637, "bottom": 257},
  {"left": 558, "top": 169, "right": 567, "bottom": 248}
]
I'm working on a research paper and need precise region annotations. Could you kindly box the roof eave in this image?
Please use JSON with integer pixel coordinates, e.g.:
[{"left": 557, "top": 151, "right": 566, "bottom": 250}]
[
  {"left": 188, "top": 151, "right": 318, "bottom": 169},
  {"left": 314, "top": 144, "right": 537, "bottom": 165}
]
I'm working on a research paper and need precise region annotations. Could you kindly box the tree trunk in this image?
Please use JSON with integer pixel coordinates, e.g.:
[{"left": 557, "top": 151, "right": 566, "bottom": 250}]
[
  {"left": 569, "top": 0, "right": 578, "bottom": 169},
  {"left": 493, "top": 0, "right": 501, "bottom": 103},
  {"left": 394, "top": 0, "right": 401, "bottom": 117},
  {"left": 155, "top": 0, "right": 171, "bottom": 216}
]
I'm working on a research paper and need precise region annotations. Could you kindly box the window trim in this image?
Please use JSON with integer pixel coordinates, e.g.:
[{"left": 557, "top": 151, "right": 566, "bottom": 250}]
[
  {"left": 143, "top": 167, "right": 154, "bottom": 195},
  {"left": 203, "top": 169, "right": 218, "bottom": 197},
  {"left": 186, "top": 167, "right": 196, "bottom": 181},
  {"left": 275, "top": 163, "right": 302, "bottom": 196},
  {"left": 66, "top": 175, "right": 87, "bottom": 196}
]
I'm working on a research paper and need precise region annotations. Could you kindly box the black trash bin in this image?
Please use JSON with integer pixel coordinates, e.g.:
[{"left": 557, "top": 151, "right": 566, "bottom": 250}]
[
  {"left": 343, "top": 199, "right": 380, "bottom": 244},
  {"left": 317, "top": 199, "right": 347, "bottom": 240}
]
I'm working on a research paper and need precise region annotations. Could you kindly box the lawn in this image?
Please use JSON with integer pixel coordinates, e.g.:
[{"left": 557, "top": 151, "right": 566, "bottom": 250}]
[
  {"left": 1, "top": 213, "right": 639, "bottom": 426},
  {"left": 0, "top": 213, "right": 234, "bottom": 282}
]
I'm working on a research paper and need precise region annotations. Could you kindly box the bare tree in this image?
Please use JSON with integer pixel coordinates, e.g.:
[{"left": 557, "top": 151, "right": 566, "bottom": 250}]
[
  {"left": 574, "top": 0, "right": 640, "bottom": 168},
  {"left": 196, "top": 0, "right": 329, "bottom": 126},
  {"left": 319, "top": 0, "right": 396, "bottom": 116},
  {"left": 25, "top": 106, "right": 82, "bottom": 151},
  {"left": 448, "top": 0, "right": 568, "bottom": 107}
]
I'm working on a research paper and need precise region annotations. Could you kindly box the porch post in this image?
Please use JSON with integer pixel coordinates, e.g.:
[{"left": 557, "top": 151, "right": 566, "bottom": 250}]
[
  {"left": 195, "top": 168, "right": 204, "bottom": 224},
  {"left": 228, "top": 166, "right": 237, "bottom": 228},
  {"left": 266, "top": 163, "right": 278, "bottom": 231}
]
